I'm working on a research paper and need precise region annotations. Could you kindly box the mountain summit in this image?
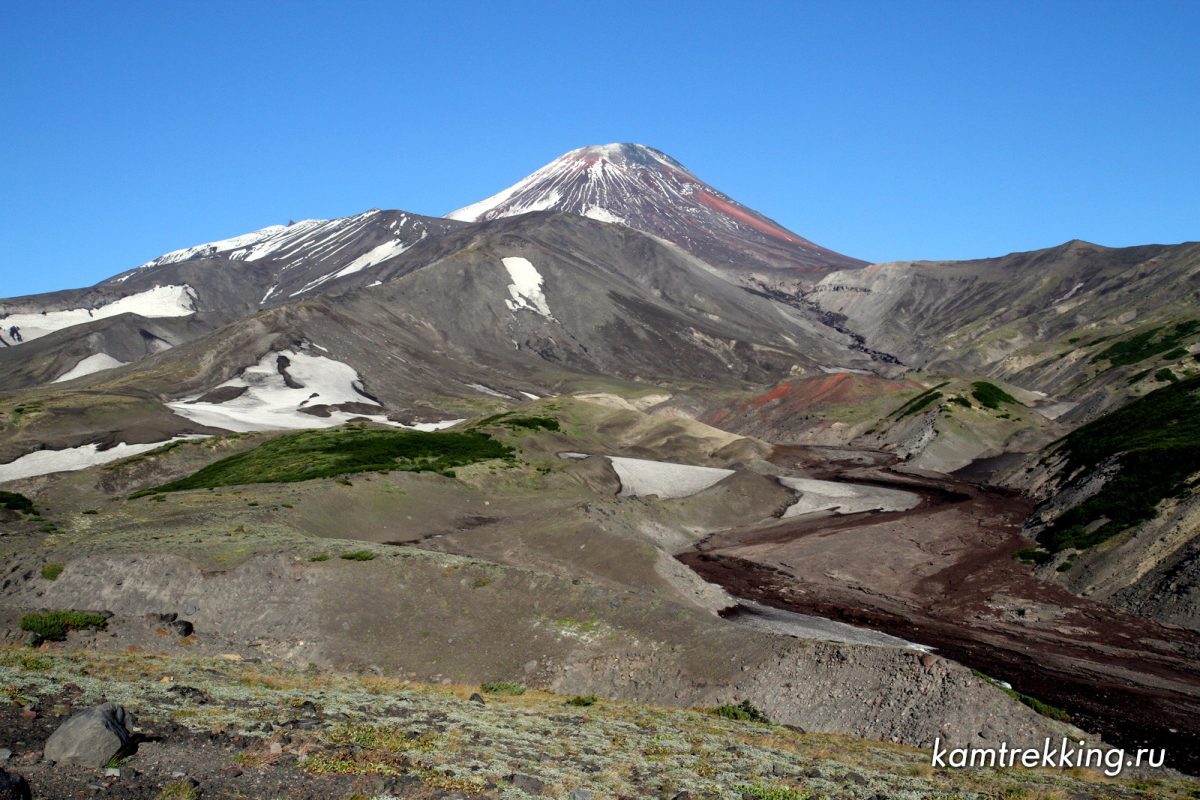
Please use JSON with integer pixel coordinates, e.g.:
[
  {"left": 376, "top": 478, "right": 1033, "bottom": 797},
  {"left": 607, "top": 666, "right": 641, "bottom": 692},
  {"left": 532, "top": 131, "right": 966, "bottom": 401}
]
[{"left": 448, "top": 143, "right": 864, "bottom": 274}]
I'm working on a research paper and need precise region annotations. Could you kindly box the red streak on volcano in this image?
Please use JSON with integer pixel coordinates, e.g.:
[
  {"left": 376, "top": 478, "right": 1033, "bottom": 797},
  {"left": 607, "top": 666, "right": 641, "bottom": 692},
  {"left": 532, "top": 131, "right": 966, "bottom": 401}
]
[{"left": 695, "top": 190, "right": 809, "bottom": 246}]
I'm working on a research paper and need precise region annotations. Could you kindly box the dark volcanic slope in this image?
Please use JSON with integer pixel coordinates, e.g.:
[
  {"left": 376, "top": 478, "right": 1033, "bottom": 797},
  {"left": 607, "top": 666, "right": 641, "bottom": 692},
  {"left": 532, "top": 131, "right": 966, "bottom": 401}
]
[
  {"left": 0, "top": 211, "right": 465, "bottom": 390},
  {"left": 0, "top": 213, "right": 886, "bottom": 459},
  {"left": 448, "top": 143, "right": 864, "bottom": 275},
  {"left": 811, "top": 239, "right": 1200, "bottom": 401}
]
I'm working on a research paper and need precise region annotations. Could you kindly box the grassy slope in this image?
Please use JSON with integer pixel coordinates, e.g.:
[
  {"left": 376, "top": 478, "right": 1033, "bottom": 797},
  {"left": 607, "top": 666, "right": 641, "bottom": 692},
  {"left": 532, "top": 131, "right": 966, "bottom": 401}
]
[
  {"left": 131, "top": 426, "right": 514, "bottom": 497},
  {"left": 2, "top": 648, "right": 1194, "bottom": 800},
  {"left": 1039, "top": 375, "right": 1200, "bottom": 552}
]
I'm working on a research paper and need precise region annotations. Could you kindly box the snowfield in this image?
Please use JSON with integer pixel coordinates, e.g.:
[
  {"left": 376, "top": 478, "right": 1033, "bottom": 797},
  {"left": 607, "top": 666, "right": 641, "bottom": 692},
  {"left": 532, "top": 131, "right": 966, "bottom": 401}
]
[
  {"left": 0, "top": 285, "right": 196, "bottom": 345},
  {"left": 167, "top": 348, "right": 462, "bottom": 434},
  {"left": 608, "top": 456, "right": 734, "bottom": 498},
  {"left": 0, "top": 436, "right": 205, "bottom": 483},
  {"left": 725, "top": 599, "right": 932, "bottom": 652},
  {"left": 167, "top": 349, "right": 392, "bottom": 432},
  {"left": 780, "top": 477, "right": 920, "bottom": 517},
  {"left": 502, "top": 257, "right": 553, "bottom": 318},
  {"left": 51, "top": 353, "right": 128, "bottom": 383}
]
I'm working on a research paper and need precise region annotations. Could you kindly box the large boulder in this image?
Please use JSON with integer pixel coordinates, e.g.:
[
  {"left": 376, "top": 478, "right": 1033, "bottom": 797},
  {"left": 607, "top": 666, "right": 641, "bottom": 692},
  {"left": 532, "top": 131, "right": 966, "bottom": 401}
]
[
  {"left": 0, "top": 768, "right": 31, "bottom": 800},
  {"left": 43, "top": 702, "right": 135, "bottom": 768}
]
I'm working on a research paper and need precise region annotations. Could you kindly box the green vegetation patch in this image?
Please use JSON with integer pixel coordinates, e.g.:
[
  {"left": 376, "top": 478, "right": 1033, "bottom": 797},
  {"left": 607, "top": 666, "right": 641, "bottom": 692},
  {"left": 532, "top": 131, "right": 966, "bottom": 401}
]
[
  {"left": 20, "top": 610, "right": 107, "bottom": 641},
  {"left": 973, "top": 670, "right": 1072, "bottom": 723},
  {"left": 1091, "top": 320, "right": 1199, "bottom": 368},
  {"left": 738, "top": 785, "right": 811, "bottom": 800},
  {"left": 890, "top": 382, "right": 948, "bottom": 419},
  {"left": 480, "top": 682, "right": 526, "bottom": 696},
  {"left": 711, "top": 700, "right": 770, "bottom": 724},
  {"left": 0, "top": 491, "right": 35, "bottom": 515},
  {"left": 1038, "top": 375, "right": 1200, "bottom": 553},
  {"left": 1014, "top": 548, "right": 1052, "bottom": 566},
  {"left": 40, "top": 563, "right": 64, "bottom": 581},
  {"left": 1156, "top": 368, "right": 1179, "bottom": 383},
  {"left": 970, "top": 381, "right": 1019, "bottom": 410},
  {"left": 131, "top": 426, "right": 514, "bottom": 497},
  {"left": 339, "top": 550, "right": 376, "bottom": 561},
  {"left": 473, "top": 412, "right": 561, "bottom": 432}
]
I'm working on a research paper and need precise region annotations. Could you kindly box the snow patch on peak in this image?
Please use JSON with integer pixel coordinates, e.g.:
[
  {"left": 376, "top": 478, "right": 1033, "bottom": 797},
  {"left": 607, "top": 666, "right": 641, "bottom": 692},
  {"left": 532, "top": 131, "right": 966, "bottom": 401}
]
[
  {"left": 582, "top": 206, "right": 626, "bottom": 225},
  {"left": 501, "top": 257, "right": 553, "bottom": 319}
]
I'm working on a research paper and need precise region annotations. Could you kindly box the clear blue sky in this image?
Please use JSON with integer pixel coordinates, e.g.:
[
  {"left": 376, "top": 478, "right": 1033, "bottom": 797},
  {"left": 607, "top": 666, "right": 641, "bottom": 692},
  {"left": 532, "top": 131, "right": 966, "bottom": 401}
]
[{"left": 3, "top": 1, "right": 1197, "bottom": 296}]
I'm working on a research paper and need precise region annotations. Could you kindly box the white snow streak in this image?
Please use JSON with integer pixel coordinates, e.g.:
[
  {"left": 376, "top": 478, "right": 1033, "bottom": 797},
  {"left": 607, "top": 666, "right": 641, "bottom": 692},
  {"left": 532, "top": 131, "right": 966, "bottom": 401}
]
[
  {"left": 52, "top": 353, "right": 128, "bottom": 383},
  {"left": 0, "top": 437, "right": 205, "bottom": 483},
  {"left": 1053, "top": 282, "right": 1086, "bottom": 304},
  {"left": 501, "top": 257, "right": 552, "bottom": 318},
  {"left": 1, "top": 285, "right": 196, "bottom": 344}
]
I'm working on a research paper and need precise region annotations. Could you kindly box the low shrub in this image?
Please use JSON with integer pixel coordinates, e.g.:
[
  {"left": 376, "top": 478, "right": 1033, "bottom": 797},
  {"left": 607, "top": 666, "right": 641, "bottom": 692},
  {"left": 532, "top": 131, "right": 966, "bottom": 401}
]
[
  {"left": 339, "top": 550, "right": 376, "bottom": 561},
  {"left": 21, "top": 610, "right": 107, "bottom": 641},
  {"left": 480, "top": 682, "right": 526, "bottom": 696},
  {"left": 0, "top": 491, "right": 35, "bottom": 514},
  {"left": 712, "top": 699, "right": 770, "bottom": 724},
  {"left": 40, "top": 563, "right": 64, "bottom": 581},
  {"left": 971, "top": 381, "right": 1019, "bottom": 410}
]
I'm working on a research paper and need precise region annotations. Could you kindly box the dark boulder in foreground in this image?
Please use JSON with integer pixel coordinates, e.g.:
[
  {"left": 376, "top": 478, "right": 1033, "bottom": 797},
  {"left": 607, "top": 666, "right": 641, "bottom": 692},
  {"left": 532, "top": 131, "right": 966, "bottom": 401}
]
[
  {"left": 43, "top": 702, "right": 135, "bottom": 768},
  {"left": 0, "top": 768, "right": 31, "bottom": 800}
]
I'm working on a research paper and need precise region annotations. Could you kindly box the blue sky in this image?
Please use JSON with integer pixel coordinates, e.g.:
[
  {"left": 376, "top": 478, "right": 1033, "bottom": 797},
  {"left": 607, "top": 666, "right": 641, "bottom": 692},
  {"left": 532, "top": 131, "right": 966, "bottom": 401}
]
[{"left": 2, "top": 1, "right": 1197, "bottom": 296}]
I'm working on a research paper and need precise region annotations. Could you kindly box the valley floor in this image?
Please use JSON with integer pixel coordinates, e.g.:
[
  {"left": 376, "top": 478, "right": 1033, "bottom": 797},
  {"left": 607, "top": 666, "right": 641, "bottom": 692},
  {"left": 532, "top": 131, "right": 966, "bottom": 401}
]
[{"left": 681, "top": 447, "right": 1200, "bottom": 775}]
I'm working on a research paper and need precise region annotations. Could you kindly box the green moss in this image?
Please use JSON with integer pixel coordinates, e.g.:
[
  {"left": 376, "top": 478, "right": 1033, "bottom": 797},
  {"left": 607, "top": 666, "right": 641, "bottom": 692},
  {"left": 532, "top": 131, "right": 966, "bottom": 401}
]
[
  {"left": 473, "top": 413, "right": 561, "bottom": 432},
  {"left": 970, "top": 381, "right": 1019, "bottom": 410},
  {"left": 1038, "top": 374, "right": 1200, "bottom": 552},
  {"left": 309, "top": 553, "right": 330, "bottom": 562},
  {"left": 339, "top": 550, "right": 376, "bottom": 561},
  {"left": 20, "top": 610, "right": 107, "bottom": 641},
  {"left": 890, "top": 383, "right": 948, "bottom": 418},
  {"left": 565, "top": 694, "right": 598, "bottom": 707},
  {"left": 1015, "top": 548, "right": 1053, "bottom": 566},
  {"left": 897, "top": 391, "right": 942, "bottom": 418},
  {"left": 1091, "top": 320, "right": 1199, "bottom": 367},
  {"left": 0, "top": 491, "right": 35, "bottom": 514},
  {"left": 737, "top": 786, "right": 811, "bottom": 800},
  {"left": 40, "top": 563, "right": 64, "bottom": 581},
  {"left": 1155, "top": 368, "right": 1179, "bottom": 383},
  {"left": 131, "top": 426, "right": 514, "bottom": 497}
]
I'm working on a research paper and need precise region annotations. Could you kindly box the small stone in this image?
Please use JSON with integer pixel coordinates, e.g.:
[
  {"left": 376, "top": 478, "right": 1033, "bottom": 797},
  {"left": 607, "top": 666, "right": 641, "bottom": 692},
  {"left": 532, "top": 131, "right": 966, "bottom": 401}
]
[
  {"left": 269, "top": 742, "right": 283, "bottom": 755},
  {"left": 103, "top": 767, "right": 120, "bottom": 778},
  {"left": 569, "top": 790, "right": 593, "bottom": 800},
  {"left": 22, "top": 632, "right": 42, "bottom": 648},
  {"left": 0, "top": 751, "right": 9, "bottom": 763},
  {"left": 506, "top": 773, "right": 545, "bottom": 795},
  {"left": 169, "top": 620, "right": 194, "bottom": 637},
  {"left": 468, "top": 692, "right": 485, "bottom": 705}
]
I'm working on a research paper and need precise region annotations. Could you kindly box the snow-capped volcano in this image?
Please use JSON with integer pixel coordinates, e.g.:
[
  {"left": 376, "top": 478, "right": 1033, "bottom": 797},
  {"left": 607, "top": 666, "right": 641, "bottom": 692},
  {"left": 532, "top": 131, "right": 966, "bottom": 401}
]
[{"left": 448, "top": 143, "right": 864, "bottom": 273}]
